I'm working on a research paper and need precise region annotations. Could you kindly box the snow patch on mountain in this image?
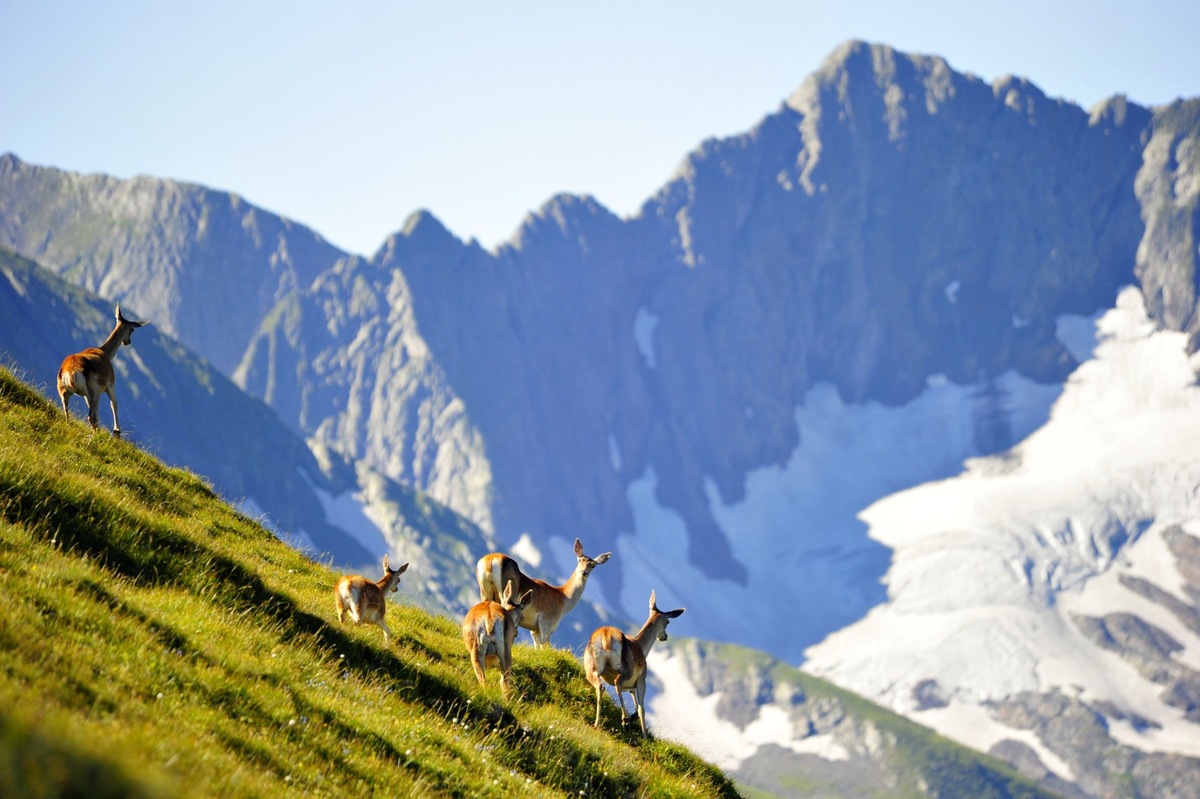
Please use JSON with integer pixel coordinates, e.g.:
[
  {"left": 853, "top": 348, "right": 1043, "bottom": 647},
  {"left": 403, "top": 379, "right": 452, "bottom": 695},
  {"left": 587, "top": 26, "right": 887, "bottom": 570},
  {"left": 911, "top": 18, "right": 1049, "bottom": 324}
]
[
  {"left": 616, "top": 366, "right": 1062, "bottom": 661},
  {"left": 510, "top": 532, "right": 543, "bottom": 569},
  {"left": 803, "top": 286, "right": 1200, "bottom": 757},
  {"left": 916, "top": 703, "right": 1075, "bottom": 780},
  {"left": 310, "top": 481, "right": 391, "bottom": 558},
  {"left": 634, "top": 307, "right": 658, "bottom": 369},
  {"left": 648, "top": 648, "right": 849, "bottom": 770}
]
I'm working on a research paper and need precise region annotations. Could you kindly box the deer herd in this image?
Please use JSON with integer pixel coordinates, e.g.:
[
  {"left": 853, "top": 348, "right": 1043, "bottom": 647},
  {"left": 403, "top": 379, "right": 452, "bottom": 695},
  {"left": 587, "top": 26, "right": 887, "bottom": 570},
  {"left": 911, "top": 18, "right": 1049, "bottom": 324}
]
[
  {"left": 54, "top": 307, "right": 685, "bottom": 737},
  {"left": 336, "top": 539, "right": 685, "bottom": 738}
]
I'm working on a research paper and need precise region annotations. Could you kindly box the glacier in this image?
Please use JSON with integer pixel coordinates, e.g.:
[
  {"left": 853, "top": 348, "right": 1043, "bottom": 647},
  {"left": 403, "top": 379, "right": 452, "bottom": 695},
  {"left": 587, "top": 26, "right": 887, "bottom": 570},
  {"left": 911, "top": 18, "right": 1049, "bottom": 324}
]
[{"left": 645, "top": 285, "right": 1200, "bottom": 770}]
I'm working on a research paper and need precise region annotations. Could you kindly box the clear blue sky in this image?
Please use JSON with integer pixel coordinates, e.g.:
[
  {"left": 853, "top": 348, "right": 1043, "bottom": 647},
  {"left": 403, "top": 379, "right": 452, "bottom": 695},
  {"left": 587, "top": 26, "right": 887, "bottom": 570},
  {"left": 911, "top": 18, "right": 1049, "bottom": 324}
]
[{"left": 2, "top": 1, "right": 1197, "bottom": 256}]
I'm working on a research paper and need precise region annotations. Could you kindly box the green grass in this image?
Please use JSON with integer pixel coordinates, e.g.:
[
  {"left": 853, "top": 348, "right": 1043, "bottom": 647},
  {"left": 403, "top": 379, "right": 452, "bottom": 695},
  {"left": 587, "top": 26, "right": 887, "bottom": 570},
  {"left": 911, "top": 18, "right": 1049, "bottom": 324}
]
[{"left": 0, "top": 367, "right": 742, "bottom": 799}]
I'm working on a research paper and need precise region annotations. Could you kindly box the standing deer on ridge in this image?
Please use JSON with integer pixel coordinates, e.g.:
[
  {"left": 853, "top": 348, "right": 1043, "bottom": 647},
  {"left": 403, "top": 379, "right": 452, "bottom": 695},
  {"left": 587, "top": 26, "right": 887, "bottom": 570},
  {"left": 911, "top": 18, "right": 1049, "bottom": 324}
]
[
  {"left": 475, "top": 538, "right": 611, "bottom": 647},
  {"left": 461, "top": 579, "right": 534, "bottom": 696},
  {"left": 583, "top": 590, "right": 685, "bottom": 738},
  {"left": 334, "top": 555, "right": 409, "bottom": 644},
  {"left": 57, "top": 304, "right": 147, "bottom": 438}
]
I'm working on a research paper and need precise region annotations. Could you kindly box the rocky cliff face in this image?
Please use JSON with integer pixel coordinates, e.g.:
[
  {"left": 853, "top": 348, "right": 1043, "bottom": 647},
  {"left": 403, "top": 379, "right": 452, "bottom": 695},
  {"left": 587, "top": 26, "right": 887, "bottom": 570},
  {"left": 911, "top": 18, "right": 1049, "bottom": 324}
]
[
  {"left": 233, "top": 221, "right": 495, "bottom": 533},
  {"left": 396, "top": 42, "right": 1156, "bottom": 589},
  {"left": 0, "top": 154, "right": 344, "bottom": 374},
  {"left": 1135, "top": 97, "right": 1200, "bottom": 342}
]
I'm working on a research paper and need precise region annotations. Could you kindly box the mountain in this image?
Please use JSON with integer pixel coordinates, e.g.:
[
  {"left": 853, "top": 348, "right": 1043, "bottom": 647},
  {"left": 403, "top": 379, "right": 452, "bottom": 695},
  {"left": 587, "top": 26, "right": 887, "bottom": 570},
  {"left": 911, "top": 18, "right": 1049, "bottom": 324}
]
[
  {"left": 364, "top": 41, "right": 1161, "bottom": 631},
  {"left": 233, "top": 233, "right": 495, "bottom": 533},
  {"left": 3, "top": 38, "right": 1200, "bottom": 798}
]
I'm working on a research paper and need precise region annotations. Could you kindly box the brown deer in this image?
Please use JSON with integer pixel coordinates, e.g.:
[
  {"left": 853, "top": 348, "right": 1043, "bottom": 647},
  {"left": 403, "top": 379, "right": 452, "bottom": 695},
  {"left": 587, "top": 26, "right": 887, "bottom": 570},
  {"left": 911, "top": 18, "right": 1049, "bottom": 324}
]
[
  {"left": 475, "top": 538, "right": 611, "bottom": 647},
  {"left": 583, "top": 590, "right": 684, "bottom": 738},
  {"left": 333, "top": 556, "right": 409, "bottom": 644},
  {"left": 57, "top": 304, "right": 147, "bottom": 438},
  {"left": 461, "top": 579, "right": 534, "bottom": 696}
]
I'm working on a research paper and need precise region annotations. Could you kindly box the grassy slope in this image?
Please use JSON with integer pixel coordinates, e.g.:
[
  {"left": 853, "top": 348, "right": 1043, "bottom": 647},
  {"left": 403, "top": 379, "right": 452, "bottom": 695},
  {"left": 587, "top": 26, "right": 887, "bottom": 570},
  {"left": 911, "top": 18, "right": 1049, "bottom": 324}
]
[{"left": 0, "top": 367, "right": 741, "bottom": 799}]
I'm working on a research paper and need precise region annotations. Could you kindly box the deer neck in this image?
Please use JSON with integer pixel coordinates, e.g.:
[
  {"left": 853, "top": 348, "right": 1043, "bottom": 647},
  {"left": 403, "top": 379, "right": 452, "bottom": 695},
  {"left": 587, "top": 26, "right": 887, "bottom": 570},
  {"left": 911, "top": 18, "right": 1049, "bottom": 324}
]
[
  {"left": 98, "top": 324, "right": 128, "bottom": 359},
  {"left": 555, "top": 565, "right": 590, "bottom": 610},
  {"left": 629, "top": 615, "right": 668, "bottom": 658}
]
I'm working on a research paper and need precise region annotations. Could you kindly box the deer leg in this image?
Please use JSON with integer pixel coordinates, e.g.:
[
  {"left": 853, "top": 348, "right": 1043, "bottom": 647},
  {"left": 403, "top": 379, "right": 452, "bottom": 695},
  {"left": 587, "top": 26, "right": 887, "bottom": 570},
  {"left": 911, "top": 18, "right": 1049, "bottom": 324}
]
[
  {"left": 593, "top": 683, "right": 605, "bottom": 726},
  {"left": 470, "top": 651, "right": 488, "bottom": 686},
  {"left": 614, "top": 685, "right": 631, "bottom": 726},
  {"left": 634, "top": 681, "right": 648, "bottom": 738},
  {"left": 83, "top": 391, "right": 99, "bottom": 429},
  {"left": 499, "top": 650, "right": 512, "bottom": 697},
  {"left": 105, "top": 385, "right": 121, "bottom": 437},
  {"left": 376, "top": 619, "right": 393, "bottom": 645}
]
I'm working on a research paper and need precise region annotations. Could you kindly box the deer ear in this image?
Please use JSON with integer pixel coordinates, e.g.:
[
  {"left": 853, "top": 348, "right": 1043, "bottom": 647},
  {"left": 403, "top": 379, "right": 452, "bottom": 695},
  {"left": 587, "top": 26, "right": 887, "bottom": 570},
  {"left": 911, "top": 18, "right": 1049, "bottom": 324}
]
[
  {"left": 502, "top": 579, "right": 513, "bottom": 602},
  {"left": 519, "top": 590, "right": 533, "bottom": 605},
  {"left": 666, "top": 607, "right": 685, "bottom": 619},
  {"left": 594, "top": 552, "right": 612, "bottom": 564},
  {"left": 396, "top": 562, "right": 409, "bottom": 575},
  {"left": 382, "top": 554, "right": 390, "bottom": 571},
  {"left": 573, "top": 539, "right": 584, "bottom": 557},
  {"left": 649, "top": 590, "right": 657, "bottom": 610}
]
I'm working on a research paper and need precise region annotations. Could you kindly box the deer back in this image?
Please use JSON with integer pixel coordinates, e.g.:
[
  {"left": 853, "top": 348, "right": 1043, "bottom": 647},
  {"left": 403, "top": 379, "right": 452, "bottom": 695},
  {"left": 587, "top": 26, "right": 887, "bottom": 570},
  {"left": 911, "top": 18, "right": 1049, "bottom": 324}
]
[
  {"left": 477, "top": 553, "right": 538, "bottom": 603},
  {"left": 335, "top": 574, "right": 381, "bottom": 615},
  {"left": 463, "top": 600, "right": 507, "bottom": 655},
  {"left": 586, "top": 626, "right": 646, "bottom": 689},
  {"left": 58, "top": 348, "right": 113, "bottom": 395}
]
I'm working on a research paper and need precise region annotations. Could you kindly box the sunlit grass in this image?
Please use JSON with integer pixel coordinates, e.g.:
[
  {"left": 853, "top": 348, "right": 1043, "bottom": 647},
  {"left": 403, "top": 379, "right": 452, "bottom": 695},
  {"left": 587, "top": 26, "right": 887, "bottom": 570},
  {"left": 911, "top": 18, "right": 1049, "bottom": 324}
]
[{"left": 0, "top": 367, "right": 741, "bottom": 799}]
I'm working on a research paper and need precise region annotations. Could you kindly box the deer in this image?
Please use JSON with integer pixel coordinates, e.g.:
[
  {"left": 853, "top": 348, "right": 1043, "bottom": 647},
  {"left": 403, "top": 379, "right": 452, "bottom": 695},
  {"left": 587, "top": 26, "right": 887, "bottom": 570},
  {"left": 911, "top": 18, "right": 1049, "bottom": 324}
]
[
  {"left": 333, "top": 555, "right": 409, "bottom": 644},
  {"left": 461, "top": 579, "right": 534, "bottom": 696},
  {"left": 475, "top": 538, "right": 611, "bottom": 647},
  {"left": 583, "top": 590, "right": 685, "bottom": 738},
  {"left": 57, "top": 304, "right": 147, "bottom": 438}
]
